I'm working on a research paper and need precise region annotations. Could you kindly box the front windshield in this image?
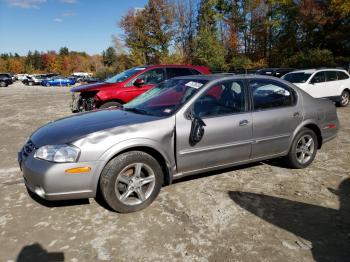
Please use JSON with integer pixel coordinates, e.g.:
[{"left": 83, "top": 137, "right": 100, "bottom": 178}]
[
  {"left": 283, "top": 72, "right": 312, "bottom": 83},
  {"left": 123, "top": 78, "right": 208, "bottom": 117},
  {"left": 105, "top": 67, "right": 147, "bottom": 83}
]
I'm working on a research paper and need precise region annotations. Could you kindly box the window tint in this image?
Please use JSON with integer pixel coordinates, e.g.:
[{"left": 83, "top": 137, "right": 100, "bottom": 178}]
[
  {"left": 311, "top": 72, "right": 325, "bottom": 83},
  {"left": 166, "top": 68, "right": 194, "bottom": 79},
  {"left": 193, "top": 80, "right": 245, "bottom": 117},
  {"left": 250, "top": 79, "right": 295, "bottom": 110},
  {"left": 137, "top": 68, "right": 165, "bottom": 85},
  {"left": 326, "top": 71, "right": 338, "bottom": 82},
  {"left": 337, "top": 71, "right": 349, "bottom": 80}
]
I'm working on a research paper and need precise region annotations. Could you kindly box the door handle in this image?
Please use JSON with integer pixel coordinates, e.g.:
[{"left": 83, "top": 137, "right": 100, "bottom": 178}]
[
  {"left": 293, "top": 112, "right": 300, "bottom": 118},
  {"left": 239, "top": 120, "right": 249, "bottom": 126}
]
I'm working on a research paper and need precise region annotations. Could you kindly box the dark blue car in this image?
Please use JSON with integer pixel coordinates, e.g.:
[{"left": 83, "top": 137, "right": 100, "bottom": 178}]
[{"left": 41, "top": 76, "right": 76, "bottom": 87}]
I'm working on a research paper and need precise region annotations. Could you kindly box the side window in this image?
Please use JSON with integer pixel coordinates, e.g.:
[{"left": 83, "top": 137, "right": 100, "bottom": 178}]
[
  {"left": 326, "top": 71, "right": 338, "bottom": 82},
  {"left": 250, "top": 79, "right": 295, "bottom": 110},
  {"left": 311, "top": 72, "right": 326, "bottom": 83},
  {"left": 337, "top": 71, "right": 349, "bottom": 80},
  {"left": 193, "top": 80, "right": 245, "bottom": 118},
  {"left": 166, "top": 68, "right": 194, "bottom": 79},
  {"left": 137, "top": 69, "right": 165, "bottom": 85}
]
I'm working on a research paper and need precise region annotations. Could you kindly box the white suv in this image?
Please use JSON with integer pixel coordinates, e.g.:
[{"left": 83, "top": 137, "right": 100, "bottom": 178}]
[{"left": 282, "top": 68, "right": 350, "bottom": 107}]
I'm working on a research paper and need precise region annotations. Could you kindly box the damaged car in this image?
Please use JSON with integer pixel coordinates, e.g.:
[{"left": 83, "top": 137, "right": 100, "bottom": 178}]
[{"left": 19, "top": 75, "right": 339, "bottom": 213}]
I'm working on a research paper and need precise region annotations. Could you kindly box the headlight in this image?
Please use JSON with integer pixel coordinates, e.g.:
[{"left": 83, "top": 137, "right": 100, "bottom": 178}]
[{"left": 34, "top": 145, "right": 80, "bottom": 163}]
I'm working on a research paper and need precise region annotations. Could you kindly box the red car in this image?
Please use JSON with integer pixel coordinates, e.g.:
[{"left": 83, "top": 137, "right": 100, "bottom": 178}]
[{"left": 71, "top": 65, "right": 211, "bottom": 112}]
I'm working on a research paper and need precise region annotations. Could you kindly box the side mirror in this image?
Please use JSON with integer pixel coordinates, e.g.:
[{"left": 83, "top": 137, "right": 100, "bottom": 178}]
[
  {"left": 189, "top": 113, "right": 206, "bottom": 146},
  {"left": 134, "top": 78, "right": 145, "bottom": 87}
]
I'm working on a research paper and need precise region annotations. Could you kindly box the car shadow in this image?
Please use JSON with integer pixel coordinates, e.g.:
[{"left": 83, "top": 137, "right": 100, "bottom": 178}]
[
  {"left": 26, "top": 188, "right": 90, "bottom": 208},
  {"left": 228, "top": 178, "right": 350, "bottom": 262},
  {"left": 16, "top": 243, "right": 64, "bottom": 262}
]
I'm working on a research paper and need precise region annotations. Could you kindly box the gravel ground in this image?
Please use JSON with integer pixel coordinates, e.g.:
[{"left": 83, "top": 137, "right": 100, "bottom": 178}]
[{"left": 0, "top": 82, "right": 349, "bottom": 262}]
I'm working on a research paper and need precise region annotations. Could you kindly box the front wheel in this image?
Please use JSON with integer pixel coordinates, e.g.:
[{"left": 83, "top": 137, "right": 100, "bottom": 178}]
[
  {"left": 45, "top": 82, "right": 50, "bottom": 87},
  {"left": 0, "top": 81, "right": 7, "bottom": 87},
  {"left": 99, "top": 151, "right": 163, "bottom": 213},
  {"left": 338, "top": 90, "right": 349, "bottom": 107},
  {"left": 285, "top": 128, "right": 318, "bottom": 169}
]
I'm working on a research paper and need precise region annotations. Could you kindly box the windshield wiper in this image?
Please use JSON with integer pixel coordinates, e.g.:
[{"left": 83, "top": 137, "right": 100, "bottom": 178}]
[{"left": 122, "top": 107, "right": 151, "bottom": 115}]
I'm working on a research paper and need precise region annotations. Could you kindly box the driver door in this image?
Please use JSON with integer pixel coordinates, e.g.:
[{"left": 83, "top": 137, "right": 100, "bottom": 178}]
[
  {"left": 175, "top": 80, "right": 252, "bottom": 174},
  {"left": 123, "top": 68, "right": 166, "bottom": 101},
  {"left": 304, "top": 71, "right": 326, "bottom": 98}
]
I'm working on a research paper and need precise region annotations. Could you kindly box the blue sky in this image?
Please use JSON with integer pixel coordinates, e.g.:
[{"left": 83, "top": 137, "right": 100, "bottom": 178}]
[{"left": 0, "top": 0, "right": 147, "bottom": 55}]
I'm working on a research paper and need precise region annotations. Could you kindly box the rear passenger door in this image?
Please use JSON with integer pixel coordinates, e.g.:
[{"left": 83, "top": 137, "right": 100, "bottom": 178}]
[
  {"left": 249, "top": 79, "right": 302, "bottom": 159},
  {"left": 324, "top": 71, "right": 339, "bottom": 97}
]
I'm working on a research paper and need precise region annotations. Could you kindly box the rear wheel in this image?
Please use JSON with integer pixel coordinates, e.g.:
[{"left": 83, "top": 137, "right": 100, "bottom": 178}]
[
  {"left": 45, "top": 82, "right": 50, "bottom": 87},
  {"left": 28, "top": 82, "right": 33, "bottom": 86},
  {"left": 99, "top": 151, "right": 163, "bottom": 213},
  {"left": 338, "top": 90, "right": 349, "bottom": 107},
  {"left": 286, "top": 128, "right": 318, "bottom": 169},
  {"left": 99, "top": 101, "right": 122, "bottom": 109}
]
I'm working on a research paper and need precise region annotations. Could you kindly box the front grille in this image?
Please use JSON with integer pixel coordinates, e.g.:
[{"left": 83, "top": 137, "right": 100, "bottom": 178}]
[{"left": 22, "top": 140, "right": 36, "bottom": 159}]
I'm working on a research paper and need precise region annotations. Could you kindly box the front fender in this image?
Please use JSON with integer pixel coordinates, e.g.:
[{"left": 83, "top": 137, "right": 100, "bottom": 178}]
[{"left": 89, "top": 138, "right": 176, "bottom": 194}]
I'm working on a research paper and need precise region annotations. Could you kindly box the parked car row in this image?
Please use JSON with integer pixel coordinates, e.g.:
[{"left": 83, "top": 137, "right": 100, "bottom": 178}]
[{"left": 70, "top": 65, "right": 350, "bottom": 113}]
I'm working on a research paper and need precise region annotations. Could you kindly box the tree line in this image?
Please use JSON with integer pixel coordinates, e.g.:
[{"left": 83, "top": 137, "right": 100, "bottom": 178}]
[
  {"left": 118, "top": 0, "right": 350, "bottom": 70},
  {"left": 1, "top": 0, "right": 349, "bottom": 76}
]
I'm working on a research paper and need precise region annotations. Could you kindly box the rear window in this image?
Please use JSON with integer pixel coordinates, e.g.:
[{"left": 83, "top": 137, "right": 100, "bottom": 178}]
[
  {"left": 283, "top": 72, "right": 311, "bottom": 83},
  {"left": 337, "top": 71, "right": 349, "bottom": 80}
]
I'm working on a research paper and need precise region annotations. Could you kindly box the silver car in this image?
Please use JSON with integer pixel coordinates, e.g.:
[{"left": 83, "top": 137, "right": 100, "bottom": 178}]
[{"left": 19, "top": 75, "right": 339, "bottom": 213}]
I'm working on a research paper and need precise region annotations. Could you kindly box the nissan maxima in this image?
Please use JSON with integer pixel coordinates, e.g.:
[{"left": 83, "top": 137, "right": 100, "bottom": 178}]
[{"left": 19, "top": 75, "right": 339, "bottom": 213}]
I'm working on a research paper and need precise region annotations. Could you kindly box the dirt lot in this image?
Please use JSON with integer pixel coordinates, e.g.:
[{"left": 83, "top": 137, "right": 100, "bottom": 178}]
[{"left": 0, "top": 82, "right": 349, "bottom": 262}]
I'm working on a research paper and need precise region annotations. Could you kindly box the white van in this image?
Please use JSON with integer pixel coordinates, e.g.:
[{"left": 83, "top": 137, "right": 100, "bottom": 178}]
[{"left": 283, "top": 68, "right": 350, "bottom": 107}]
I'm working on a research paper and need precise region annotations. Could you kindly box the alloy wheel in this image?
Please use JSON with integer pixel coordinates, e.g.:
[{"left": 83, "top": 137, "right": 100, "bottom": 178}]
[
  {"left": 114, "top": 163, "right": 156, "bottom": 206},
  {"left": 296, "top": 134, "right": 315, "bottom": 164},
  {"left": 341, "top": 92, "right": 349, "bottom": 106}
]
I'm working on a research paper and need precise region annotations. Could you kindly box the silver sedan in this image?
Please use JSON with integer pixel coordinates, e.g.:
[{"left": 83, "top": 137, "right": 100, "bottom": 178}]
[{"left": 19, "top": 75, "right": 339, "bottom": 213}]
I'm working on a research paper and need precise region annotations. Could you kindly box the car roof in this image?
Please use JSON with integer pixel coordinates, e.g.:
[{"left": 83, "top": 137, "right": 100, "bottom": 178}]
[
  {"left": 290, "top": 68, "right": 348, "bottom": 74},
  {"left": 171, "top": 73, "right": 282, "bottom": 82},
  {"left": 145, "top": 64, "right": 205, "bottom": 69}
]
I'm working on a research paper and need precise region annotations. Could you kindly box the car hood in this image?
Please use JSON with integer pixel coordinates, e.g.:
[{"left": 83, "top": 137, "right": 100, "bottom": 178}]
[
  {"left": 71, "top": 82, "right": 119, "bottom": 92},
  {"left": 30, "top": 109, "right": 160, "bottom": 147},
  {"left": 293, "top": 83, "right": 308, "bottom": 88}
]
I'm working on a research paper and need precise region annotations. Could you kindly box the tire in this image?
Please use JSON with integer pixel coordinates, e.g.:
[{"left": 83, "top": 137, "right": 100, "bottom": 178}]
[
  {"left": 99, "top": 101, "right": 122, "bottom": 109},
  {"left": 28, "top": 82, "right": 33, "bottom": 86},
  {"left": 45, "top": 82, "right": 50, "bottom": 87},
  {"left": 99, "top": 151, "right": 163, "bottom": 213},
  {"left": 0, "top": 81, "right": 7, "bottom": 87},
  {"left": 338, "top": 90, "right": 349, "bottom": 107},
  {"left": 286, "top": 128, "right": 318, "bottom": 169}
]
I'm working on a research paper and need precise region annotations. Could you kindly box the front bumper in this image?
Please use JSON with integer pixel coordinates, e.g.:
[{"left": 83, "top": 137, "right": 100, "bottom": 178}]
[{"left": 19, "top": 147, "right": 103, "bottom": 201}]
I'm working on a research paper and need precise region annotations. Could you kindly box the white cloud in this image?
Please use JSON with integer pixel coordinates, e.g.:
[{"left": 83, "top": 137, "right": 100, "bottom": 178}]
[
  {"left": 54, "top": 18, "right": 63, "bottom": 22},
  {"left": 60, "top": 0, "right": 78, "bottom": 4},
  {"left": 6, "top": 0, "right": 46, "bottom": 9}
]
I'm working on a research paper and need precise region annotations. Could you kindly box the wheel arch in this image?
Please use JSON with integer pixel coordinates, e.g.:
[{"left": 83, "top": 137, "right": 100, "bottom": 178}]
[
  {"left": 290, "top": 121, "right": 323, "bottom": 151},
  {"left": 94, "top": 140, "right": 174, "bottom": 197}
]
